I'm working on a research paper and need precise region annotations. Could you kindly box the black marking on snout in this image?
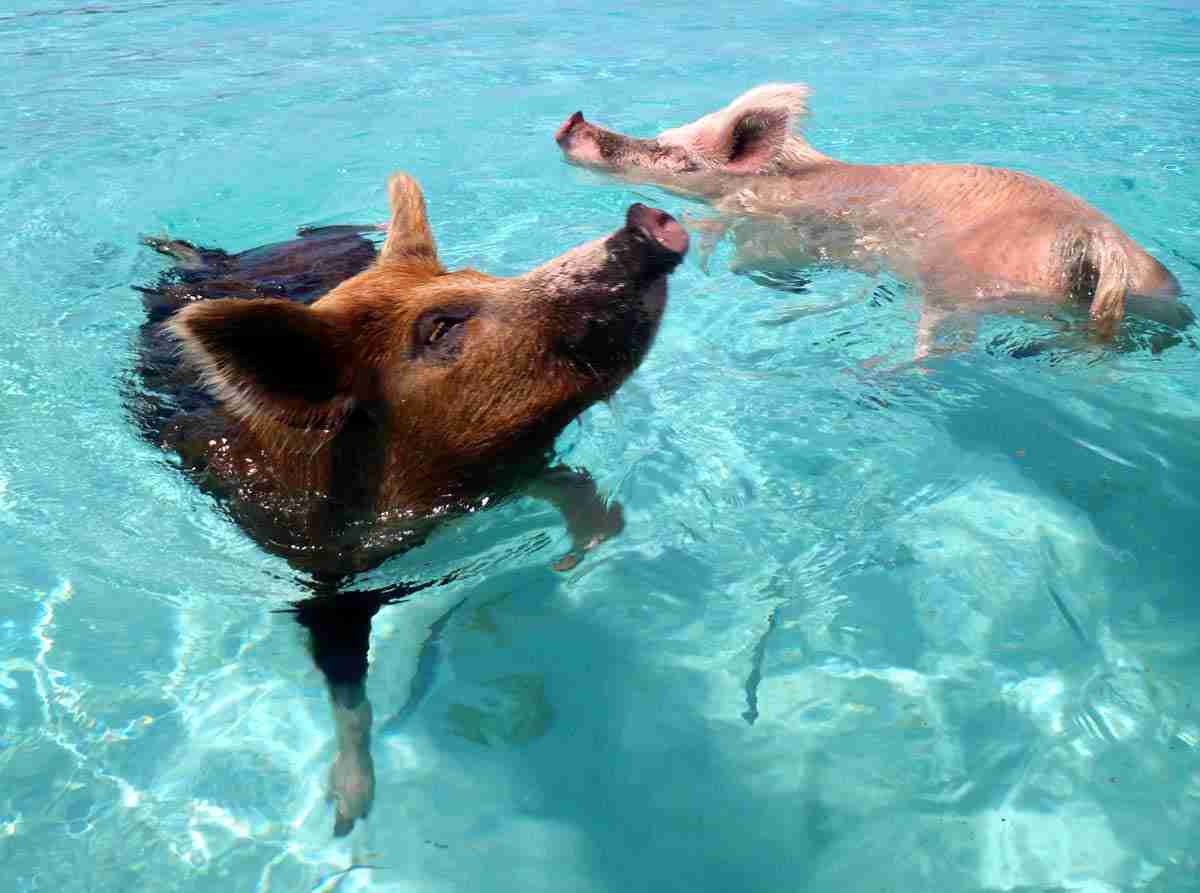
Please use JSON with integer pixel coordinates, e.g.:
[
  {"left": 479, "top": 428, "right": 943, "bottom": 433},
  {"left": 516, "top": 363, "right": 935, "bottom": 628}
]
[
  {"left": 549, "top": 227, "right": 680, "bottom": 377},
  {"left": 586, "top": 129, "right": 618, "bottom": 158},
  {"left": 607, "top": 218, "right": 687, "bottom": 283}
]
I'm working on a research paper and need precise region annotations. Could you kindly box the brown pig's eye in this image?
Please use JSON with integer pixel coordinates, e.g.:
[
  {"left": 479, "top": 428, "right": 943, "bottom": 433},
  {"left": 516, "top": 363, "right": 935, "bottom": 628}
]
[{"left": 412, "top": 305, "right": 477, "bottom": 362}]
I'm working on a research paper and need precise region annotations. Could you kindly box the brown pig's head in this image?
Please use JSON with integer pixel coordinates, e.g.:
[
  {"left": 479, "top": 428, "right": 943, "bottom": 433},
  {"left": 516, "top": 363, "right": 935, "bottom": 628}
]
[
  {"left": 167, "top": 173, "right": 687, "bottom": 504},
  {"left": 555, "top": 84, "right": 829, "bottom": 198}
]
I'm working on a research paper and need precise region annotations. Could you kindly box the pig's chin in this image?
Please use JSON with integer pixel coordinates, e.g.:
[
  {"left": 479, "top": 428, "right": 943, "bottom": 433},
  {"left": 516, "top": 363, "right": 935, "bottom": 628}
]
[
  {"left": 559, "top": 143, "right": 622, "bottom": 176},
  {"left": 640, "top": 274, "right": 669, "bottom": 320},
  {"left": 624, "top": 275, "right": 669, "bottom": 366},
  {"left": 563, "top": 153, "right": 615, "bottom": 175},
  {"left": 553, "top": 280, "right": 668, "bottom": 384}
]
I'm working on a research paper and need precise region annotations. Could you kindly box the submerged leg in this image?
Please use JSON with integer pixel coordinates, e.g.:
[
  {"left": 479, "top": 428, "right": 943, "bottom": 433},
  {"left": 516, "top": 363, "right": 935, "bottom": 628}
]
[
  {"left": 682, "top": 212, "right": 731, "bottom": 275},
  {"left": 527, "top": 465, "right": 624, "bottom": 572},
  {"left": 290, "top": 592, "right": 387, "bottom": 837},
  {"left": 140, "top": 235, "right": 233, "bottom": 272},
  {"left": 913, "top": 304, "right": 978, "bottom": 362}
]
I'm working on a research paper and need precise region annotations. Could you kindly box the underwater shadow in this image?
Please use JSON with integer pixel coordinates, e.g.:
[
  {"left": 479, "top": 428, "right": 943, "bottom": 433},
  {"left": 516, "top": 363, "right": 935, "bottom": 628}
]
[
  {"left": 378, "top": 556, "right": 838, "bottom": 893},
  {"left": 921, "top": 360, "right": 1200, "bottom": 616}
]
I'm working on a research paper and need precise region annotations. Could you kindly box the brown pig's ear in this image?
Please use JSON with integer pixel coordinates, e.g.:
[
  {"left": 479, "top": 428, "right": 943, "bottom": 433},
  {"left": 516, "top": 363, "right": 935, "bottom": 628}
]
[
  {"left": 378, "top": 172, "right": 440, "bottom": 269},
  {"left": 168, "top": 299, "right": 355, "bottom": 429}
]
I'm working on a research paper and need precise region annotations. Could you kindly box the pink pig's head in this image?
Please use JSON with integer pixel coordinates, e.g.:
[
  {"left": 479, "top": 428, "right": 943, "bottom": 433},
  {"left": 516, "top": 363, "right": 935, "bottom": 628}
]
[{"left": 555, "top": 84, "right": 829, "bottom": 198}]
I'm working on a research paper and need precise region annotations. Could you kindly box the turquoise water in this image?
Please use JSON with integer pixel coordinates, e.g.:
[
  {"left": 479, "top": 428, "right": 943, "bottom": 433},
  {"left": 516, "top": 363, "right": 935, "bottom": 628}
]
[{"left": 2, "top": 0, "right": 1199, "bottom": 889}]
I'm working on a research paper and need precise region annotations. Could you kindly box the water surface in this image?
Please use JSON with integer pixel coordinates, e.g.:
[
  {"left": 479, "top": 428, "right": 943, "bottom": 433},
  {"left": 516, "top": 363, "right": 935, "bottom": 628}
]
[{"left": 1, "top": 1, "right": 1198, "bottom": 890}]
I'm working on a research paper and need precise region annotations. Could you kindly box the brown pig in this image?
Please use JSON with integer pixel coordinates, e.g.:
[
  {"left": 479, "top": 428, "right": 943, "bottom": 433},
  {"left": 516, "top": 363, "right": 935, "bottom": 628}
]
[
  {"left": 556, "top": 84, "right": 1184, "bottom": 359},
  {"left": 129, "top": 173, "right": 688, "bottom": 836}
]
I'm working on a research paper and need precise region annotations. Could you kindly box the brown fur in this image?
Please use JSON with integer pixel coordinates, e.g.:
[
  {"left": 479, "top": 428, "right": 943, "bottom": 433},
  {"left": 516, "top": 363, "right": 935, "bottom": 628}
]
[
  {"left": 557, "top": 84, "right": 1185, "bottom": 358},
  {"left": 163, "top": 173, "right": 682, "bottom": 575},
  {"left": 134, "top": 173, "right": 687, "bottom": 834}
]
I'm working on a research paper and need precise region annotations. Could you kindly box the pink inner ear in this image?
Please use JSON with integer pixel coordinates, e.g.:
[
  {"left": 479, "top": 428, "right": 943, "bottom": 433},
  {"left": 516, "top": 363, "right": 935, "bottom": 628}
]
[
  {"left": 723, "top": 142, "right": 775, "bottom": 174},
  {"left": 721, "top": 110, "right": 787, "bottom": 174}
]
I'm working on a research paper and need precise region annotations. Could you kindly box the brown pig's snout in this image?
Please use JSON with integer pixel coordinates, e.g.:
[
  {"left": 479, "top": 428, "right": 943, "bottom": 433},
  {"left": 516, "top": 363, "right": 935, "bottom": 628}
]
[{"left": 625, "top": 203, "right": 689, "bottom": 258}]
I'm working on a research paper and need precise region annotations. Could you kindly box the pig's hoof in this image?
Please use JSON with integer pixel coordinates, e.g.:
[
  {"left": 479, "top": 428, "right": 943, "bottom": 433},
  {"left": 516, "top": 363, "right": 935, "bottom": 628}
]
[
  {"left": 860, "top": 354, "right": 887, "bottom": 370},
  {"left": 551, "top": 499, "right": 624, "bottom": 572},
  {"left": 329, "top": 747, "right": 375, "bottom": 837},
  {"left": 551, "top": 535, "right": 606, "bottom": 573},
  {"left": 592, "top": 499, "right": 624, "bottom": 544},
  {"left": 552, "top": 552, "right": 581, "bottom": 573}
]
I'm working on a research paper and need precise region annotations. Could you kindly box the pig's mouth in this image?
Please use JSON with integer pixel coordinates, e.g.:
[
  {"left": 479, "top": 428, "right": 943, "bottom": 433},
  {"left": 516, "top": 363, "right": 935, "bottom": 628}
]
[
  {"left": 556, "top": 112, "right": 702, "bottom": 184},
  {"left": 554, "top": 110, "right": 586, "bottom": 146},
  {"left": 555, "top": 110, "right": 635, "bottom": 172}
]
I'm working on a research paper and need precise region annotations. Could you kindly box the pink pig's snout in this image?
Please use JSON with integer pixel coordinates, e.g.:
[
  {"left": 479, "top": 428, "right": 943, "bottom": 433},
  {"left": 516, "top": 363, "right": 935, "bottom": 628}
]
[
  {"left": 555, "top": 110, "right": 611, "bottom": 167},
  {"left": 555, "top": 111, "right": 586, "bottom": 144}
]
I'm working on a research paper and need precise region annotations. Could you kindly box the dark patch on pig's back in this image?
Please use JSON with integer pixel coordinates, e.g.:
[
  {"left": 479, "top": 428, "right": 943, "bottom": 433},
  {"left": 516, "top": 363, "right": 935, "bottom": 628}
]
[
  {"left": 128, "top": 230, "right": 378, "bottom": 449},
  {"left": 1059, "top": 232, "right": 1100, "bottom": 304},
  {"left": 137, "top": 232, "right": 378, "bottom": 323}
]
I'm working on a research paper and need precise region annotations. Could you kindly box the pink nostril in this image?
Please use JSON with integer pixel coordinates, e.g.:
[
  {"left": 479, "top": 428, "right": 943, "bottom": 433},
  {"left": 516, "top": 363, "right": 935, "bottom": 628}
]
[
  {"left": 626, "top": 203, "right": 690, "bottom": 256},
  {"left": 555, "top": 111, "right": 585, "bottom": 144},
  {"left": 654, "top": 216, "right": 689, "bottom": 256}
]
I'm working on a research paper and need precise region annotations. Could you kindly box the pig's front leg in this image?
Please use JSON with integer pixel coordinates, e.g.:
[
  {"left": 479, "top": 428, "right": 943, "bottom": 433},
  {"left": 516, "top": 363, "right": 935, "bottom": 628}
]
[
  {"left": 291, "top": 592, "right": 384, "bottom": 837},
  {"left": 527, "top": 465, "right": 624, "bottom": 572},
  {"left": 682, "top": 211, "right": 732, "bottom": 275},
  {"left": 913, "top": 304, "right": 978, "bottom": 362}
]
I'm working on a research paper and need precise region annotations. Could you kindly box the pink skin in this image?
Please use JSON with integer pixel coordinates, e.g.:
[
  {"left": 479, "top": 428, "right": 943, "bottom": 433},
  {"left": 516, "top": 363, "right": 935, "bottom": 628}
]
[{"left": 556, "top": 84, "right": 1183, "bottom": 359}]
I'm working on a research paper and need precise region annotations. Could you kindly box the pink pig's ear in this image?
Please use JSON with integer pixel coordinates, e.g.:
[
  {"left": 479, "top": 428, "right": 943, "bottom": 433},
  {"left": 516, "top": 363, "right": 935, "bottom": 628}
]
[{"left": 659, "top": 84, "right": 814, "bottom": 173}]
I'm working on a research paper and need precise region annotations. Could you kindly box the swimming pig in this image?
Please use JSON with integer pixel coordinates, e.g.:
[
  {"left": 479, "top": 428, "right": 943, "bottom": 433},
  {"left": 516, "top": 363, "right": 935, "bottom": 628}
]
[
  {"left": 556, "top": 84, "right": 1184, "bottom": 359},
  {"left": 129, "top": 173, "right": 688, "bottom": 836}
]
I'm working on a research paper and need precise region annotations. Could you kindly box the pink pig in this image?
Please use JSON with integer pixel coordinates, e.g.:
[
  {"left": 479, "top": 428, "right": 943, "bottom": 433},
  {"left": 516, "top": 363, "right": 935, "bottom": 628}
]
[{"left": 556, "top": 84, "right": 1183, "bottom": 358}]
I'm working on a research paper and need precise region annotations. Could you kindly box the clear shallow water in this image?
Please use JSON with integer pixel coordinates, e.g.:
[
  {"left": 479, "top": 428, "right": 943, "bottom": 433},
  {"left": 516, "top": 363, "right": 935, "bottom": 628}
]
[{"left": 2, "top": 0, "right": 1199, "bottom": 889}]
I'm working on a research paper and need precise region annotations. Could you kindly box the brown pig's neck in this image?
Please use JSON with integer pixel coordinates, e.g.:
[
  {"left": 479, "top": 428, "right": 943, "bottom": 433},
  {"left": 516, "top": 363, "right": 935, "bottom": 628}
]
[
  {"left": 208, "top": 406, "right": 561, "bottom": 516},
  {"left": 165, "top": 385, "right": 594, "bottom": 578}
]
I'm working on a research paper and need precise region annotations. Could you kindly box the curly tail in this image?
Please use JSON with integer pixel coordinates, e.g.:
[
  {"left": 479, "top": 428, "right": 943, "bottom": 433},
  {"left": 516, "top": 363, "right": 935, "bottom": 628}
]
[{"left": 1078, "top": 228, "right": 1130, "bottom": 341}]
